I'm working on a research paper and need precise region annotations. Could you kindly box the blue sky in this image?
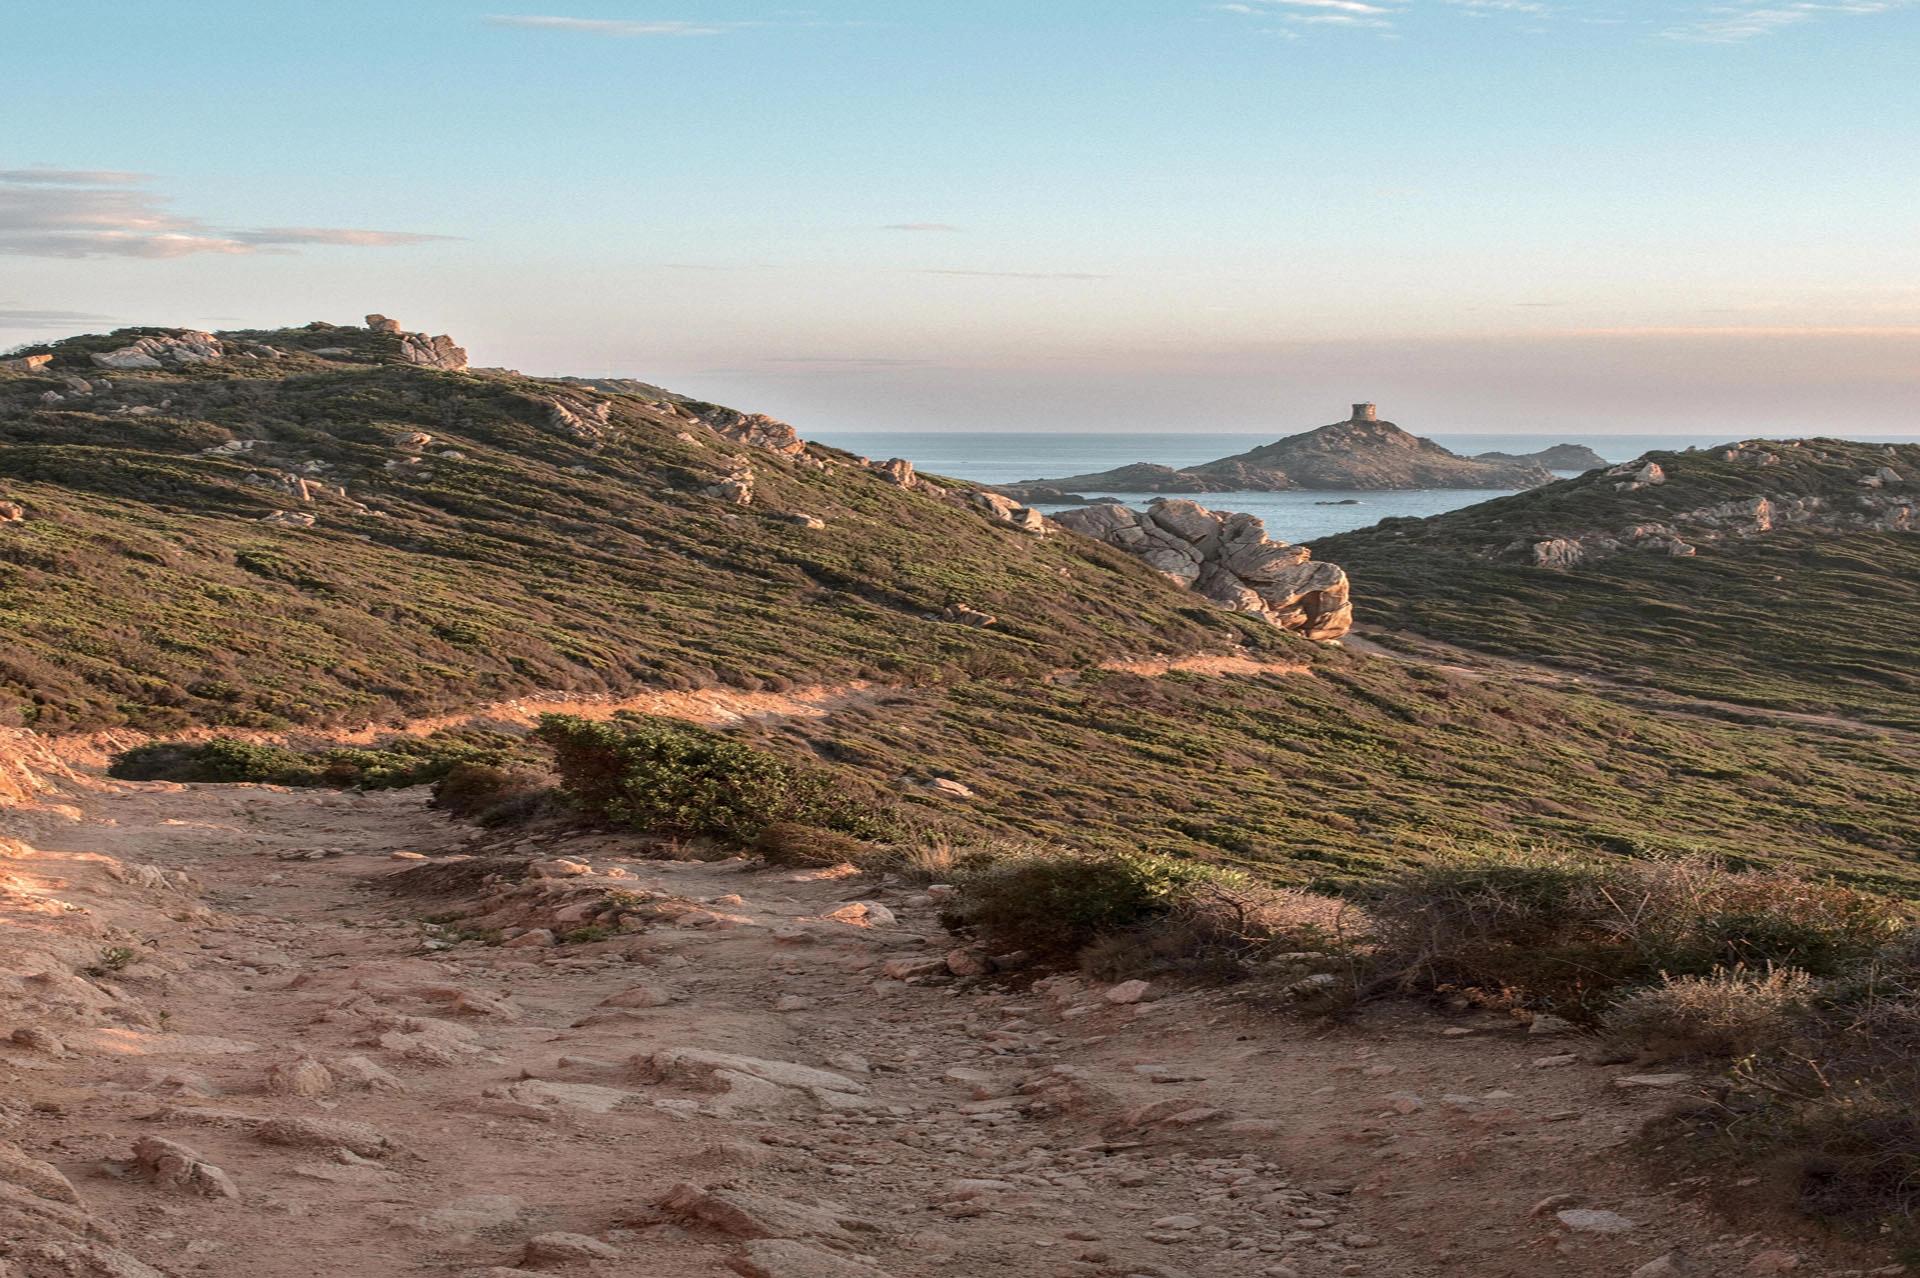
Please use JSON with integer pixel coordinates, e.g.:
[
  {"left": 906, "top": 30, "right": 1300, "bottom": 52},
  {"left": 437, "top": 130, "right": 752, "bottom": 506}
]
[{"left": 2, "top": 0, "right": 1916, "bottom": 433}]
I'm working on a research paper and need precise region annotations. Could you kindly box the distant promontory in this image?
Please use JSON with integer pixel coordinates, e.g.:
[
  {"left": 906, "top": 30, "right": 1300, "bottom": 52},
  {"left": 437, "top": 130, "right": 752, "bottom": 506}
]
[
  {"left": 996, "top": 404, "right": 1566, "bottom": 497},
  {"left": 1472, "top": 443, "right": 1608, "bottom": 472}
]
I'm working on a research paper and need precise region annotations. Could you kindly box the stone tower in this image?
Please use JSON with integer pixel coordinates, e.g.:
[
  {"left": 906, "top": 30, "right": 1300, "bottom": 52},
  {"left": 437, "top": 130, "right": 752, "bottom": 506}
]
[{"left": 1351, "top": 402, "right": 1378, "bottom": 423}]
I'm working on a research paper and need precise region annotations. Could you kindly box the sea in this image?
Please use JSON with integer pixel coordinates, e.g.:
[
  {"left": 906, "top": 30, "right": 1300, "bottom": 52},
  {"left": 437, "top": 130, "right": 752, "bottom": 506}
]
[{"left": 805, "top": 430, "right": 1920, "bottom": 544}]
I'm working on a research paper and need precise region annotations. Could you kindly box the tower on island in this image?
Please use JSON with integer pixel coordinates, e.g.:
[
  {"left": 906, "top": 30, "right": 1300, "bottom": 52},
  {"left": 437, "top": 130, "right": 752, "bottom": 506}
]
[{"left": 1351, "top": 402, "right": 1378, "bottom": 423}]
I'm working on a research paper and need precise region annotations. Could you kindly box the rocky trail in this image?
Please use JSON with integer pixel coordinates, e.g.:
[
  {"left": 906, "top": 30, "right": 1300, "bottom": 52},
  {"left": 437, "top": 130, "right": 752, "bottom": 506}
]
[{"left": 0, "top": 761, "right": 1894, "bottom": 1278}]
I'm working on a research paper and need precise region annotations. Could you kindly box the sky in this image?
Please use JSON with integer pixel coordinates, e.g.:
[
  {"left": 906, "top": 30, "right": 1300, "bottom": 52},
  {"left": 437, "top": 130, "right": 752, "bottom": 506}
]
[{"left": 2, "top": 0, "right": 1917, "bottom": 435}]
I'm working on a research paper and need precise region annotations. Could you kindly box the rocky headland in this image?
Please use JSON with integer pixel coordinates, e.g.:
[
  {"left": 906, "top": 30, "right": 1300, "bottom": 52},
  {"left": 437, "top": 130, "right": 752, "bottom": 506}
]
[{"left": 997, "top": 404, "right": 1562, "bottom": 498}]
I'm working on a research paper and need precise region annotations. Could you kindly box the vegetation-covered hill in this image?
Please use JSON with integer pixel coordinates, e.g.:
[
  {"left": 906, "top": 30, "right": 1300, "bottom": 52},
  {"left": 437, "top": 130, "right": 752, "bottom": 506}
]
[
  {"left": 761, "top": 659, "right": 1920, "bottom": 892},
  {"left": 1317, "top": 438, "right": 1920, "bottom": 730},
  {"left": 0, "top": 321, "right": 1286, "bottom": 732},
  {"left": 6, "top": 318, "right": 1918, "bottom": 898}
]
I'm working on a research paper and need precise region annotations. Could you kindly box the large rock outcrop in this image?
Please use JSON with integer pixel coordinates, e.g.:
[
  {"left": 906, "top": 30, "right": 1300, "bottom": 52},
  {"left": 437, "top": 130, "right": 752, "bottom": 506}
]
[
  {"left": 90, "top": 330, "right": 224, "bottom": 371},
  {"left": 361, "top": 315, "right": 467, "bottom": 371},
  {"left": 1055, "top": 500, "right": 1351, "bottom": 640},
  {"left": 394, "top": 332, "right": 467, "bottom": 372}
]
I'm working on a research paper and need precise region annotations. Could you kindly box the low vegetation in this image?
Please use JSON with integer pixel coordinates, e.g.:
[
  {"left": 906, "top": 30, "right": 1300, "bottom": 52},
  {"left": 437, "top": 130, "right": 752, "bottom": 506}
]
[
  {"left": 940, "top": 849, "right": 1246, "bottom": 958},
  {"left": 536, "top": 712, "right": 899, "bottom": 844},
  {"left": 108, "top": 732, "right": 520, "bottom": 789},
  {"left": 1317, "top": 440, "right": 1920, "bottom": 729},
  {"left": 1363, "top": 846, "right": 1902, "bottom": 1017},
  {"left": 1629, "top": 930, "right": 1920, "bottom": 1253},
  {"left": 0, "top": 327, "right": 1282, "bottom": 733},
  {"left": 765, "top": 662, "right": 1920, "bottom": 892}
]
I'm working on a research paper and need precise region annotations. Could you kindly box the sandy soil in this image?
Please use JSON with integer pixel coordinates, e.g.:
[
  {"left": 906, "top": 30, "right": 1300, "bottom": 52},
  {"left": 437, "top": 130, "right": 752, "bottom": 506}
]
[{"left": 0, "top": 744, "right": 1892, "bottom": 1278}]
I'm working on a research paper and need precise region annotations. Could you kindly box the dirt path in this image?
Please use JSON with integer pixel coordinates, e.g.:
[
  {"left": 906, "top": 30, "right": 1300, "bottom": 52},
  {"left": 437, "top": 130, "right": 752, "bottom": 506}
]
[{"left": 0, "top": 765, "right": 1874, "bottom": 1278}]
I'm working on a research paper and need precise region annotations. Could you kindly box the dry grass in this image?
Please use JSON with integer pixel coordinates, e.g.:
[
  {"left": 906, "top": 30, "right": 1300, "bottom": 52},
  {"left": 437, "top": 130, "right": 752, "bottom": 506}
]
[
  {"left": 1602, "top": 965, "right": 1815, "bottom": 1061},
  {"left": 1364, "top": 845, "right": 1902, "bottom": 1018},
  {"left": 1081, "top": 881, "right": 1359, "bottom": 983}
]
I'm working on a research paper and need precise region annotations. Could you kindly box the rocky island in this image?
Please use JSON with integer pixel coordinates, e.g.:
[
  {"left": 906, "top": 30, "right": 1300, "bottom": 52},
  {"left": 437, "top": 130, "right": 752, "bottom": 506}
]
[
  {"left": 997, "top": 403, "right": 1568, "bottom": 499},
  {"left": 1472, "top": 442, "right": 1609, "bottom": 471}
]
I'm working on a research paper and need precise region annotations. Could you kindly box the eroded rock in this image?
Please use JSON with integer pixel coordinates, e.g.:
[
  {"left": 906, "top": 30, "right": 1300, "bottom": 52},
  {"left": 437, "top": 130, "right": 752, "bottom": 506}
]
[{"left": 1055, "top": 500, "right": 1351, "bottom": 640}]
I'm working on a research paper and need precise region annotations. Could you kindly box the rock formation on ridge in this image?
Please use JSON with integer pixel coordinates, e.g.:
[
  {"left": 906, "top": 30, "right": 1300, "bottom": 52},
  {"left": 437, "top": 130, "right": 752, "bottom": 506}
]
[{"left": 1054, "top": 499, "right": 1352, "bottom": 639}]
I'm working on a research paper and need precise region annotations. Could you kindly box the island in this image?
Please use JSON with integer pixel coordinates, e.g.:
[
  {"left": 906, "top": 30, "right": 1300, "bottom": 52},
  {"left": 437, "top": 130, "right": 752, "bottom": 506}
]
[{"left": 995, "top": 404, "right": 1563, "bottom": 496}]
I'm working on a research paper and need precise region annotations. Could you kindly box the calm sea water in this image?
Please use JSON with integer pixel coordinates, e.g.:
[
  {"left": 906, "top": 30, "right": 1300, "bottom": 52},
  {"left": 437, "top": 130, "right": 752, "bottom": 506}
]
[{"left": 807, "top": 429, "right": 1920, "bottom": 543}]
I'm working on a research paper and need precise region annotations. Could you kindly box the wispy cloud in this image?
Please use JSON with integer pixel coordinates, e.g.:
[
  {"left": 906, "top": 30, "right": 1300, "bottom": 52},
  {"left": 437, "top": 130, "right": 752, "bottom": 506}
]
[
  {"left": 483, "top": 15, "right": 738, "bottom": 37},
  {"left": 1662, "top": 0, "right": 1906, "bottom": 42},
  {"left": 1442, "top": 0, "right": 1549, "bottom": 14},
  {"left": 0, "top": 306, "right": 116, "bottom": 329},
  {"left": 920, "top": 269, "right": 1109, "bottom": 281},
  {"left": 0, "top": 169, "right": 455, "bottom": 259},
  {"left": 1216, "top": 0, "right": 1401, "bottom": 33},
  {"left": 0, "top": 168, "right": 148, "bottom": 187},
  {"left": 760, "top": 356, "right": 935, "bottom": 367},
  {"left": 883, "top": 222, "right": 963, "bottom": 232},
  {"left": 228, "top": 227, "right": 453, "bottom": 247},
  {"left": 1249, "top": 0, "right": 1395, "bottom": 12}
]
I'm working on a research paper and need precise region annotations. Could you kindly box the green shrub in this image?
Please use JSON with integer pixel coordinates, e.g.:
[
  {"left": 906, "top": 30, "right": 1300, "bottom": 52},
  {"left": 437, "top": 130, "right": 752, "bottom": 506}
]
[
  {"left": 109, "top": 739, "right": 321, "bottom": 785},
  {"left": 943, "top": 849, "right": 1246, "bottom": 958},
  {"left": 536, "top": 712, "right": 896, "bottom": 844},
  {"left": 108, "top": 734, "right": 514, "bottom": 790}
]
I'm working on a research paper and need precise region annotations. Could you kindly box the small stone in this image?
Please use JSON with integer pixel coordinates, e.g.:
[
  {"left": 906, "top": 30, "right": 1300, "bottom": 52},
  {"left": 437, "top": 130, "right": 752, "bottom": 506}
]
[
  {"left": 1532, "top": 1054, "right": 1578, "bottom": 1069},
  {"left": 600, "top": 984, "right": 673, "bottom": 1009},
  {"left": 1633, "top": 1255, "right": 1692, "bottom": 1277},
  {"left": 9, "top": 1026, "right": 66, "bottom": 1055},
  {"left": 132, "top": 1136, "right": 240, "bottom": 1199},
  {"left": 1747, "top": 1252, "right": 1799, "bottom": 1275},
  {"left": 1150, "top": 1215, "right": 1203, "bottom": 1231},
  {"left": 945, "top": 949, "right": 989, "bottom": 978},
  {"left": 265, "top": 1056, "right": 334, "bottom": 1097},
  {"left": 1614, "top": 1073, "right": 1691, "bottom": 1089},
  {"left": 1555, "top": 1209, "right": 1636, "bottom": 1234},
  {"left": 521, "top": 1232, "right": 620, "bottom": 1264},
  {"left": 1529, "top": 1193, "right": 1580, "bottom": 1217},
  {"left": 728, "top": 1238, "right": 891, "bottom": 1277},
  {"left": 1105, "top": 980, "right": 1152, "bottom": 1005}
]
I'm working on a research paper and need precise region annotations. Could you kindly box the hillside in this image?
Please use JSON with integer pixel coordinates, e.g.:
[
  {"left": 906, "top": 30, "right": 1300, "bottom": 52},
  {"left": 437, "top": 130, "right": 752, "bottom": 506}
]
[
  {"left": 1, "top": 324, "right": 1914, "bottom": 885},
  {"left": 0, "top": 319, "right": 1295, "bottom": 733},
  {"left": 5, "top": 325, "right": 1920, "bottom": 1278},
  {"left": 1316, "top": 438, "right": 1920, "bottom": 729},
  {"left": 997, "top": 404, "right": 1554, "bottom": 497}
]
